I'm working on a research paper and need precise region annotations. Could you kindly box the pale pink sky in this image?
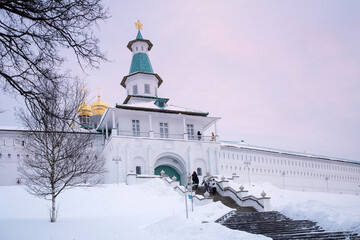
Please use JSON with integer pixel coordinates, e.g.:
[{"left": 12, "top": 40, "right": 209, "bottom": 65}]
[{"left": 1, "top": 0, "right": 360, "bottom": 161}]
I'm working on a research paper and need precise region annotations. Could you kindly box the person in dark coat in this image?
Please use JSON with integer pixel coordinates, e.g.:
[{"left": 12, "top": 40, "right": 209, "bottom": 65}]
[
  {"left": 192, "top": 171, "right": 199, "bottom": 189},
  {"left": 202, "top": 179, "right": 210, "bottom": 193},
  {"left": 197, "top": 131, "right": 202, "bottom": 140}
]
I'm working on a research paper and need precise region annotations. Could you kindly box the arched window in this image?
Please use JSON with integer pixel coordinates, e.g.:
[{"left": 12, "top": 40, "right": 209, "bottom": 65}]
[
  {"left": 196, "top": 167, "right": 202, "bottom": 176},
  {"left": 136, "top": 166, "right": 141, "bottom": 175}
]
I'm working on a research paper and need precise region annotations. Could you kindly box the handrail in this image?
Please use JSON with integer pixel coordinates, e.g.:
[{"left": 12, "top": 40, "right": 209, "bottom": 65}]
[{"left": 215, "top": 181, "right": 265, "bottom": 209}]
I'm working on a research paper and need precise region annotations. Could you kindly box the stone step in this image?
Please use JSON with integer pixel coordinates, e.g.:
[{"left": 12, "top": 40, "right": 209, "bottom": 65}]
[
  {"left": 220, "top": 210, "right": 360, "bottom": 240},
  {"left": 268, "top": 231, "right": 360, "bottom": 240}
]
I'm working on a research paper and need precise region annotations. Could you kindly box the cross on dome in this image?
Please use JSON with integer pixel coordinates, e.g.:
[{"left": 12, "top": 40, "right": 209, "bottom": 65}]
[{"left": 135, "top": 20, "right": 143, "bottom": 31}]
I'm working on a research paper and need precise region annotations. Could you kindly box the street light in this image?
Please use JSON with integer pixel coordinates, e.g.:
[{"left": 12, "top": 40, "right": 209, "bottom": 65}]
[
  {"left": 112, "top": 157, "right": 121, "bottom": 185},
  {"left": 281, "top": 171, "right": 286, "bottom": 189},
  {"left": 244, "top": 160, "right": 251, "bottom": 187}
]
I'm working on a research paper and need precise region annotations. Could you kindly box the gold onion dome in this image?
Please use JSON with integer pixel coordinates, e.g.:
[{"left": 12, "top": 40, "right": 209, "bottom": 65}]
[
  {"left": 77, "top": 100, "right": 92, "bottom": 116},
  {"left": 91, "top": 93, "right": 109, "bottom": 116}
]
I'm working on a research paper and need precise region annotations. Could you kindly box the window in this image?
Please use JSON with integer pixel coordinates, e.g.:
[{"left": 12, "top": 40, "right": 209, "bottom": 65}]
[
  {"left": 133, "top": 85, "right": 138, "bottom": 95},
  {"left": 160, "top": 122, "right": 169, "bottom": 138},
  {"left": 197, "top": 167, "right": 202, "bottom": 176},
  {"left": 187, "top": 124, "right": 194, "bottom": 139},
  {"left": 136, "top": 46, "right": 138, "bottom": 51},
  {"left": 132, "top": 120, "right": 140, "bottom": 136},
  {"left": 144, "top": 84, "right": 150, "bottom": 94},
  {"left": 141, "top": 46, "right": 144, "bottom": 51},
  {"left": 136, "top": 166, "right": 141, "bottom": 175}
]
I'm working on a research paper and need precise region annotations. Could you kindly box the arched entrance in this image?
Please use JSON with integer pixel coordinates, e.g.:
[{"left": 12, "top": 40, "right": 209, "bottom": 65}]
[
  {"left": 154, "top": 166, "right": 180, "bottom": 181},
  {"left": 154, "top": 153, "right": 187, "bottom": 185}
]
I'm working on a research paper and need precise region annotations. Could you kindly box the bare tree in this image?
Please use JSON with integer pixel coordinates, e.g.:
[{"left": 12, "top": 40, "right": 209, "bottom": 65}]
[
  {"left": 0, "top": 0, "right": 108, "bottom": 112},
  {"left": 18, "top": 80, "right": 106, "bottom": 223}
]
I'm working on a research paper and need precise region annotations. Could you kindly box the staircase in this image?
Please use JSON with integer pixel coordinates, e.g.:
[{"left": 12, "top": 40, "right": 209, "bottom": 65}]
[
  {"left": 219, "top": 211, "right": 360, "bottom": 240},
  {"left": 195, "top": 186, "right": 256, "bottom": 212}
]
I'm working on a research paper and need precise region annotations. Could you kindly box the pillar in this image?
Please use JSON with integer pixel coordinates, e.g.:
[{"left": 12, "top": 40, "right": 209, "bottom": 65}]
[
  {"left": 112, "top": 110, "right": 116, "bottom": 132},
  {"left": 149, "top": 114, "right": 154, "bottom": 138},
  {"left": 183, "top": 116, "right": 188, "bottom": 140}
]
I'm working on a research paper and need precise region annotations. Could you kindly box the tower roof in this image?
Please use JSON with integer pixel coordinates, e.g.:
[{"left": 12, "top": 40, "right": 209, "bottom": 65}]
[
  {"left": 127, "top": 31, "right": 153, "bottom": 51},
  {"left": 129, "top": 52, "right": 154, "bottom": 74},
  {"left": 136, "top": 31, "right": 143, "bottom": 39}
]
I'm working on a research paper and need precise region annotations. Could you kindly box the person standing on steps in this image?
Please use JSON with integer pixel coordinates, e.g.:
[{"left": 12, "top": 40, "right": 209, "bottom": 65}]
[
  {"left": 209, "top": 178, "right": 216, "bottom": 195},
  {"left": 202, "top": 179, "right": 210, "bottom": 193},
  {"left": 192, "top": 171, "right": 199, "bottom": 190}
]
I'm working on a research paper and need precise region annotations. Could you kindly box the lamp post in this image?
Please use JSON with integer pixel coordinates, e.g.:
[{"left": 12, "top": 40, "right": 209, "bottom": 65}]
[
  {"left": 281, "top": 171, "right": 286, "bottom": 189},
  {"left": 325, "top": 176, "right": 329, "bottom": 192},
  {"left": 244, "top": 160, "right": 251, "bottom": 187},
  {"left": 187, "top": 183, "right": 194, "bottom": 212},
  {"left": 112, "top": 157, "right": 121, "bottom": 185}
]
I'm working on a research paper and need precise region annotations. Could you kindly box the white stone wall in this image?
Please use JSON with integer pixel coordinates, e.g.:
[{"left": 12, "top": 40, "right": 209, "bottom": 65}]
[
  {"left": 218, "top": 146, "right": 360, "bottom": 194},
  {"left": 0, "top": 129, "right": 103, "bottom": 186},
  {"left": 102, "top": 135, "right": 220, "bottom": 186},
  {"left": 131, "top": 41, "right": 149, "bottom": 54},
  {"left": 0, "top": 130, "right": 25, "bottom": 185},
  {"left": 2, "top": 128, "right": 359, "bottom": 195},
  {"left": 125, "top": 73, "right": 159, "bottom": 98}
]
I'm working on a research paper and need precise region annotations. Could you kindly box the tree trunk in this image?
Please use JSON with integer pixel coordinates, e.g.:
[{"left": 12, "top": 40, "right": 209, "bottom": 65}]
[{"left": 51, "top": 194, "right": 56, "bottom": 222}]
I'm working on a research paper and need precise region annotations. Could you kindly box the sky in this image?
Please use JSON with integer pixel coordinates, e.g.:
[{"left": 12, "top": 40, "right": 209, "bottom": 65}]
[{"left": 1, "top": 0, "right": 360, "bottom": 161}]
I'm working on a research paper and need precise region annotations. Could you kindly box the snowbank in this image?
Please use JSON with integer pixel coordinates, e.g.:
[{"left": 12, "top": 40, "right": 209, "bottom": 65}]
[
  {"left": 229, "top": 181, "right": 360, "bottom": 233},
  {"left": 0, "top": 179, "right": 269, "bottom": 240}
]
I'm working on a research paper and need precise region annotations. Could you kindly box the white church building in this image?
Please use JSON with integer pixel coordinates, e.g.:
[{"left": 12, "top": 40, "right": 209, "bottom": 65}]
[{"left": 1, "top": 25, "right": 360, "bottom": 194}]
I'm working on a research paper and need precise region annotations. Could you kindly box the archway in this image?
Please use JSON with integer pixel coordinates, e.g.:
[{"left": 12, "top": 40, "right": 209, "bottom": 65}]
[
  {"left": 154, "top": 153, "right": 187, "bottom": 185},
  {"left": 154, "top": 166, "right": 180, "bottom": 182}
]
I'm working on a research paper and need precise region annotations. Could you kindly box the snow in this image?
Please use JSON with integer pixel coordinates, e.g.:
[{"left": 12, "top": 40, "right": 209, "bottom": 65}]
[
  {"left": 1, "top": 179, "right": 359, "bottom": 240},
  {"left": 117, "top": 100, "right": 210, "bottom": 115},
  {"left": 228, "top": 181, "right": 360, "bottom": 234},
  {"left": 0, "top": 179, "right": 269, "bottom": 240}
]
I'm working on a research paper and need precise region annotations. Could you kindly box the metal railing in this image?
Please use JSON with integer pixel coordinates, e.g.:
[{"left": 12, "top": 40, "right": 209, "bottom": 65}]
[
  {"left": 153, "top": 133, "right": 184, "bottom": 139},
  {"left": 188, "top": 135, "right": 217, "bottom": 142},
  {"left": 106, "top": 130, "right": 218, "bottom": 142},
  {"left": 117, "top": 130, "right": 149, "bottom": 137}
]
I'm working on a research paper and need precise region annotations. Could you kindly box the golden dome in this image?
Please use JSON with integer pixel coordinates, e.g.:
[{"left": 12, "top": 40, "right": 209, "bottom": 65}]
[
  {"left": 78, "top": 100, "right": 92, "bottom": 116},
  {"left": 91, "top": 93, "right": 109, "bottom": 116}
]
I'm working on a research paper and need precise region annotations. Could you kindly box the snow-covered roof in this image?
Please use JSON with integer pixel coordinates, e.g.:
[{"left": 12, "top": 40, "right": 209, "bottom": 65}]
[
  {"left": 220, "top": 141, "right": 360, "bottom": 165},
  {"left": 116, "top": 100, "right": 209, "bottom": 116},
  {"left": 0, "top": 126, "right": 27, "bottom": 131},
  {"left": 0, "top": 126, "right": 99, "bottom": 134}
]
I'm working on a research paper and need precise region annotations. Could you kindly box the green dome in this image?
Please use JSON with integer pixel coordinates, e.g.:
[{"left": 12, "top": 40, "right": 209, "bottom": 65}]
[{"left": 129, "top": 52, "right": 154, "bottom": 74}]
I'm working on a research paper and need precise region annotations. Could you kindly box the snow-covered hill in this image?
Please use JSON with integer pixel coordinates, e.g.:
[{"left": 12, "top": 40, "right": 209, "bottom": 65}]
[
  {"left": 0, "top": 178, "right": 359, "bottom": 240},
  {"left": 0, "top": 179, "right": 268, "bottom": 240}
]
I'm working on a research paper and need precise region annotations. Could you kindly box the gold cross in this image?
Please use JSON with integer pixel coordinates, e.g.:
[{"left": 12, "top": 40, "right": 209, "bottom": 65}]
[{"left": 135, "top": 20, "right": 143, "bottom": 31}]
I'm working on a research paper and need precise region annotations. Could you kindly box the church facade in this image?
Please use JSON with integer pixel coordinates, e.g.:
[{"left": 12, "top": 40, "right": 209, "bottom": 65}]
[{"left": 0, "top": 25, "right": 359, "bottom": 194}]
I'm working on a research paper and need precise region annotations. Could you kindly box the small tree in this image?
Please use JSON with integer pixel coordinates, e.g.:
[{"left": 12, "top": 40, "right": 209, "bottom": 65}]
[{"left": 18, "top": 80, "right": 106, "bottom": 222}]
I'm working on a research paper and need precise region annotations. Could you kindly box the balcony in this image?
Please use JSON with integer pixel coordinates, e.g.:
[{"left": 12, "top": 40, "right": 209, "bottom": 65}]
[{"left": 105, "top": 130, "right": 217, "bottom": 143}]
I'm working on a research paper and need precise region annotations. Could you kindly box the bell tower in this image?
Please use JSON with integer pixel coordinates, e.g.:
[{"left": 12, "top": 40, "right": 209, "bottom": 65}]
[{"left": 121, "top": 20, "right": 164, "bottom": 104}]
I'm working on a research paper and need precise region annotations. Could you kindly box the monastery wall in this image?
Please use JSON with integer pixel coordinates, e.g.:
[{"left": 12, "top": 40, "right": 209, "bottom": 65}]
[{"left": 218, "top": 146, "right": 360, "bottom": 194}]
